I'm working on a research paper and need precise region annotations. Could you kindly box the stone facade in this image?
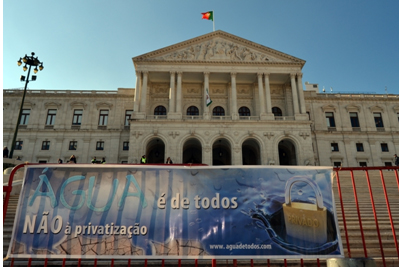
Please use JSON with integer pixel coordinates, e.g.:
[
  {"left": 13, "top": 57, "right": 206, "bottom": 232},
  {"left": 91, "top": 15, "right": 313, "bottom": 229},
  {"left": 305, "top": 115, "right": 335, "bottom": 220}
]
[{"left": 3, "top": 31, "right": 399, "bottom": 166}]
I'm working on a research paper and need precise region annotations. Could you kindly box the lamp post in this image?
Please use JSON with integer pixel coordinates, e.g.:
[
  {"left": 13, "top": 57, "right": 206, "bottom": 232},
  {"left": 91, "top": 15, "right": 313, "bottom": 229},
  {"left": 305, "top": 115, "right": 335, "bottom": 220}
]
[{"left": 9, "top": 52, "right": 44, "bottom": 159}]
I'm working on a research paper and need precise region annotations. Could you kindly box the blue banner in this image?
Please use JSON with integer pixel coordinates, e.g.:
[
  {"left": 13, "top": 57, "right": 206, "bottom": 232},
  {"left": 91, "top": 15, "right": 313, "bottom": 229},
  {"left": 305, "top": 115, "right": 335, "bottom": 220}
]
[{"left": 8, "top": 165, "right": 343, "bottom": 259}]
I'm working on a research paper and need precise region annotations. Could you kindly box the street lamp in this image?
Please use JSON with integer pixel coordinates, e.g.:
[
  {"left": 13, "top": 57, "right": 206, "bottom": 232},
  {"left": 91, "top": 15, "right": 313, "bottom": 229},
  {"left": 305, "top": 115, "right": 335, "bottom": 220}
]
[{"left": 9, "top": 52, "right": 44, "bottom": 159}]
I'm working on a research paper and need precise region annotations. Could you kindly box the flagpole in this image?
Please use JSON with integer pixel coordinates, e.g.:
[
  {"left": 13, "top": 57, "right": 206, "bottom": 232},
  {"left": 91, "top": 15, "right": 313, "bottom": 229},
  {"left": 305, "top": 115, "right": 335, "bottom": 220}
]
[{"left": 213, "top": 10, "right": 215, "bottom": 31}]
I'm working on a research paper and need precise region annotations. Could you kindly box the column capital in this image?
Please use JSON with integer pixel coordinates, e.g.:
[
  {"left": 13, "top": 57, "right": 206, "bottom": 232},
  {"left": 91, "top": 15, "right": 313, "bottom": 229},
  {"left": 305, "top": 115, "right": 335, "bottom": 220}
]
[
  {"left": 297, "top": 72, "right": 303, "bottom": 78},
  {"left": 177, "top": 71, "right": 183, "bottom": 75},
  {"left": 203, "top": 71, "right": 210, "bottom": 76},
  {"left": 135, "top": 70, "right": 142, "bottom": 76},
  {"left": 170, "top": 71, "right": 176, "bottom": 75},
  {"left": 257, "top": 73, "right": 263, "bottom": 77},
  {"left": 142, "top": 70, "right": 149, "bottom": 75},
  {"left": 231, "top": 72, "right": 237, "bottom": 77},
  {"left": 290, "top": 73, "right": 296, "bottom": 78},
  {"left": 264, "top": 72, "right": 270, "bottom": 77}
]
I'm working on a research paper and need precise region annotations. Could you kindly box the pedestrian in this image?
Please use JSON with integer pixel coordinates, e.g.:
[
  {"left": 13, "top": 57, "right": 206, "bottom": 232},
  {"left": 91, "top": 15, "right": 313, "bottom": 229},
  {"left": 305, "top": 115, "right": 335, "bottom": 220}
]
[
  {"left": 166, "top": 157, "right": 173, "bottom": 164},
  {"left": 101, "top": 157, "right": 106, "bottom": 164},
  {"left": 91, "top": 157, "right": 97, "bottom": 164},
  {"left": 69, "top": 155, "right": 77, "bottom": 164},
  {"left": 58, "top": 158, "right": 63, "bottom": 164},
  {"left": 16, "top": 156, "right": 21, "bottom": 161},
  {"left": 3, "top": 146, "right": 9, "bottom": 158},
  {"left": 395, "top": 154, "right": 399, "bottom": 166},
  {"left": 140, "top": 155, "right": 146, "bottom": 164}
]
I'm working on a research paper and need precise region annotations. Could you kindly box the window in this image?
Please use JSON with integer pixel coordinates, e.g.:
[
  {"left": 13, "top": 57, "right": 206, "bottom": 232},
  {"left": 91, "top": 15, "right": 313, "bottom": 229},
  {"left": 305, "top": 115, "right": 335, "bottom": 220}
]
[
  {"left": 350, "top": 112, "right": 360, "bottom": 127},
  {"left": 20, "top": 109, "right": 30, "bottom": 125},
  {"left": 326, "top": 112, "right": 336, "bottom": 127},
  {"left": 238, "top": 107, "right": 250, "bottom": 116},
  {"left": 123, "top": 141, "right": 129, "bottom": 151},
  {"left": 306, "top": 112, "right": 311, "bottom": 120},
  {"left": 359, "top": 162, "right": 367, "bottom": 167},
  {"left": 41, "top": 141, "right": 50, "bottom": 150},
  {"left": 125, "top": 110, "right": 133, "bottom": 126},
  {"left": 72, "top": 109, "right": 83, "bottom": 125},
  {"left": 38, "top": 160, "right": 47, "bottom": 164},
  {"left": 121, "top": 161, "right": 128, "bottom": 164},
  {"left": 331, "top": 143, "right": 339, "bottom": 152},
  {"left": 333, "top": 162, "right": 341, "bottom": 168},
  {"left": 186, "top": 106, "right": 199, "bottom": 116},
  {"left": 212, "top": 106, "right": 225, "bottom": 116},
  {"left": 272, "top": 107, "right": 282, "bottom": 117},
  {"left": 46, "top": 109, "right": 57, "bottom": 125},
  {"left": 381, "top": 143, "right": 389, "bottom": 152},
  {"left": 356, "top": 143, "right": 364, "bottom": 152},
  {"left": 96, "top": 141, "right": 104, "bottom": 150},
  {"left": 385, "top": 162, "right": 392, "bottom": 167},
  {"left": 15, "top": 141, "right": 23, "bottom": 150},
  {"left": 154, "top": 106, "right": 167, "bottom": 115},
  {"left": 374, "top": 113, "right": 384, "bottom": 128},
  {"left": 69, "top": 141, "right": 77, "bottom": 150},
  {"left": 99, "top": 110, "right": 109, "bottom": 126}
]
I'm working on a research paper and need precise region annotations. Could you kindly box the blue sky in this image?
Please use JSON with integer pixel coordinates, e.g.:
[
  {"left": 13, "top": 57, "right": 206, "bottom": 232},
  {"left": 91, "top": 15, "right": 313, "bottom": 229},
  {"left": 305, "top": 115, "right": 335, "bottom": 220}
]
[{"left": 2, "top": 0, "right": 399, "bottom": 94}]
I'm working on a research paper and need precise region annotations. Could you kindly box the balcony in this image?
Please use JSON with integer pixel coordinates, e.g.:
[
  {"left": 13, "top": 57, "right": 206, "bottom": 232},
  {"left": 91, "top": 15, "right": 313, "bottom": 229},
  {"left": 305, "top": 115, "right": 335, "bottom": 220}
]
[
  {"left": 274, "top": 116, "right": 295, "bottom": 121},
  {"left": 183, "top": 115, "right": 203, "bottom": 120},
  {"left": 146, "top": 115, "right": 167, "bottom": 120},
  {"left": 211, "top": 116, "right": 232, "bottom": 120}
]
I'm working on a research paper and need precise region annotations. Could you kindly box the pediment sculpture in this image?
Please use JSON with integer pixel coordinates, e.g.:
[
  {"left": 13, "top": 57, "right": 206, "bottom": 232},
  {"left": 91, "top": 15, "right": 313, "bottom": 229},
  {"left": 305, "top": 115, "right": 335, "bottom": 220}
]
[{"left": 153, "top": 38, "right": 285, "bottom": 63}]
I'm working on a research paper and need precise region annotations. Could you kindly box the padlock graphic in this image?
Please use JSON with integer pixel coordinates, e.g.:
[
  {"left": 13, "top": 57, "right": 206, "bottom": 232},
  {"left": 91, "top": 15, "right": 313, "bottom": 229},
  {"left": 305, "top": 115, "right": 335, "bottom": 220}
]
[{"left": 282, "top": 176, "right": 327, "bottom": 245}]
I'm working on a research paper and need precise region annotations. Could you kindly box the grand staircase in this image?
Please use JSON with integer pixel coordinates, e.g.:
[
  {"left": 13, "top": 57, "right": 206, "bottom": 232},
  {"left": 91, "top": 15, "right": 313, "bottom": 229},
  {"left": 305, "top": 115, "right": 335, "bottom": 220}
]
[{"left": 3, "top": 169, "right": 399, "bottom": 266}]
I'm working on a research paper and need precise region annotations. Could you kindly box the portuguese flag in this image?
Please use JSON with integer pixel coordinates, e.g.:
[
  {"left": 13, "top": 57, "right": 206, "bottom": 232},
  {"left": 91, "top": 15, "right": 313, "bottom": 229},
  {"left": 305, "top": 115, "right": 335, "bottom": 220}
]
[{"left": 201, "top": 11, "right": 213, "bottom": 21}]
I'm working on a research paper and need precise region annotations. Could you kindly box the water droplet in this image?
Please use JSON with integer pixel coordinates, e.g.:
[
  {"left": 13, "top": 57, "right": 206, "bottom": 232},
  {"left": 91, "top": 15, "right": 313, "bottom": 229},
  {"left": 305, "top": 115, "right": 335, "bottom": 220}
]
[
  {"left": 189, "top": 222, "right": 195, "bottom": 226},
  {"left": 298, "top": 189, "right": 303, "bottom": 196},
  {"left": 198, "top": 228, "right": 203, "bottom": 232},
  {"left": 191, "top": 171, "right": 199, "bottom": 176},
  {"left": 196, "top": 218, "right": 202, "bottom": 223}
]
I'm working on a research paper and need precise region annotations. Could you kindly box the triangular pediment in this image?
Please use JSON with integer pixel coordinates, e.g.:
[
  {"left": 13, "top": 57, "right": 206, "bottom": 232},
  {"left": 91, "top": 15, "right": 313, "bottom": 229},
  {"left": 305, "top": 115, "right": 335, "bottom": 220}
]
[{"left": 133, "top": 30, "right": 305, "bottom": 66}]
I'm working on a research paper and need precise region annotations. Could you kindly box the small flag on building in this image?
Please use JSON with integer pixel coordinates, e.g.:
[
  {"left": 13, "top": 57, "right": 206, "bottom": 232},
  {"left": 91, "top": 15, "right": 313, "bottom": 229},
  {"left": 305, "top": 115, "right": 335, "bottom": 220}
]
[
  {"left": 206, "top": 88, "right": 212, "bottom": 107},
  {"left": 201, "top": 11, "right": 215, "bottom": 31},
  {"left": 201, "top": 11, "right": 213, "bottom": 21}
]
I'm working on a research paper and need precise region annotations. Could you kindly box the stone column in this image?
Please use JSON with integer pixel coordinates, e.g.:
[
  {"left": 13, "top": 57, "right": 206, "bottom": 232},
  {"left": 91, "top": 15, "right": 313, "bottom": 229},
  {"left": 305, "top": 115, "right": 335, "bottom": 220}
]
[
  {"left": 203, "top": 72, "right": 210, "bottom": 119},
  {"left": 290, "top": 73, "right": 299, "bottom": 115},
  {"left": 231, "top": 72, "right": 238, "bottom": 120},
  {"left": 169, "top": 71, "right": 176, "bottom": 114},
  {"left": 264, "top": 73, "right": 272, "bottom": 114},
  {"left": 297, "top": 73, "right": 306, "bottom": 114},
  {"left": 257, "top": 73, "right": 266, "bottom": 115},
  {"left": 134, "top": 71, "right": 142, "bottom": 113},
  {"left": 140, "top": 71, "right": 148, "bottom": 116},
  {"left": 176, "top": 71, "right": 182, "bottom": 115}
]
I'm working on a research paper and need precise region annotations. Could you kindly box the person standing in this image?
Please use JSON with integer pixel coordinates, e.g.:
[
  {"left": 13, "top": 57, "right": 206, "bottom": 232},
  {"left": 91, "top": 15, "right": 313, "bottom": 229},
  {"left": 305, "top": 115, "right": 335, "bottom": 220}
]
[
  {"left": 395, "top": 154, "right": 399, "bottom": 166},
  {"left": 101, "top": 157, "right": 106, "bottom": 164},
  {"left": 166, "top": 157, "right": 173, "bottom": 164},
  {"left": 140, "top": 155, "right": 146, "bottom": 164},
  {"left": 3, "top": 147, "right": 9, "bottom": 158},
  {"left": 91, "top": 157, "right": 97, "bottom": 164},
  {"left": 58, "top": 158, "right": 63, "bottom": 164},
  {"left": 69, "top": 155, "right": 77, "bottom": 164}
]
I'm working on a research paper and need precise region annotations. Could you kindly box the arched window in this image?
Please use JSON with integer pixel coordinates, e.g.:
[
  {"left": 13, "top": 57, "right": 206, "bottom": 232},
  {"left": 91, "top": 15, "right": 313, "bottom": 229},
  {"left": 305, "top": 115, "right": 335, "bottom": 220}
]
[
  {"left": 212, "top": 106, "right": 225, "bottom": 116},
  {"left": 272, "top": 107, "right": 282, "bottom": 117},
  {"left": 154, "top": 106, "right": 166, "bottom": 115},
  {"left": 187, "top": 106, "right": 199, "bottom": 116},
  {"left": 238, "top": 106, "right": 250, "bottom": 116}
]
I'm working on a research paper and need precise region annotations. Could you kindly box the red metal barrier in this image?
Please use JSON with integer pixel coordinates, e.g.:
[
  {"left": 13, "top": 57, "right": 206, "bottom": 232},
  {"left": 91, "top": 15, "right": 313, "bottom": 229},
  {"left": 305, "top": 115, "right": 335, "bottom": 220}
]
[{"left": 3, "top": 165, "right": 399, "bottom": 266}]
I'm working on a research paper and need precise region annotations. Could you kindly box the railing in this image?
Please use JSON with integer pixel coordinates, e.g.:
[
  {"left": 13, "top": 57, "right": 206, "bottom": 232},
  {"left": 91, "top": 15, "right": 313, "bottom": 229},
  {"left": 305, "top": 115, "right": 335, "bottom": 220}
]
[
  {"left": 239, "top": 116, "right": 259, "bottom": 120},
  {"left": 211, "top": 116, "right": 232, "bottom": 120},
  {"left": 146, "top": 115, "right": 167, "bottom": 120},
  {"left": 182, "top": 115, "right": 203, "bottom": 120},
  {"left": 274, "top": 116, "right": 295, "bottom": 121},
  {"left": 4, "top": 165, "right": 399, "bottom": 266}
]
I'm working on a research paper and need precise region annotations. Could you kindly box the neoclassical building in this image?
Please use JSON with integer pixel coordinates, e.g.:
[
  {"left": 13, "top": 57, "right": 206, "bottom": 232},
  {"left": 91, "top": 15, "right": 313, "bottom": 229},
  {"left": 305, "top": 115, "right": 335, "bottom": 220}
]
[{"left": 3, "top": 31, "right": 399, "bottom": 166}]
